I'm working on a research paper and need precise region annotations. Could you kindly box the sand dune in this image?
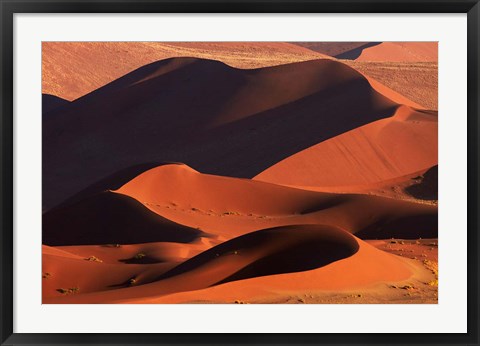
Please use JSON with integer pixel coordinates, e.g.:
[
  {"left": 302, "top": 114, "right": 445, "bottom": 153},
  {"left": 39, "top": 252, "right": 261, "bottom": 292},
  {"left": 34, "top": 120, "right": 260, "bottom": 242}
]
[
  {"left": 43, "top": 58, "right": 402, "bottom": 210},
  {"left": 290, "top": 42, "right": 438, "bottom": 109},
  {"left": 346, "top": 61, "right": 438, "bottom": 110},
  {"left": 42, "top": 42, "right": 329, "bottom": 101},
  {"left": 113, "top": 164, "right": 437, "bottom": 240},
  {"left": 42, "top": 240, "right": 209, "bottom": 298},
  {"left": 42, "top": 162, "right": 437, "bottom": 302},
  {"left": 254, "top": 105, "right": 437, "bottom": 190},
  {"left": 139, "top": 237, "right": 417, "bottom": 304},
  {"left": 43, "top": 225, "right": 416, "bottom": 304},
  {"left": 336, "top": 42, "right": 437, "bottom": 62},
  {"left": 293, "top": 42, "right": 437, "bottom": 62}
]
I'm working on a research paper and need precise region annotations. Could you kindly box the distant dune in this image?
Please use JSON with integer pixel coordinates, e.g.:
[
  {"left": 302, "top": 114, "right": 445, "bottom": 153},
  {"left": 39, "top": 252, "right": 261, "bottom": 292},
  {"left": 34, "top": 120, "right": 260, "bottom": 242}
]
[
  {"left": 42, "top": 42, "right": 329, "bottom": 101},
  {"left": 290, "top": 42, "right": 438, "bottom": 110},
  {"left": 336, "top": 42, "right": 437, "bottom": 62}
]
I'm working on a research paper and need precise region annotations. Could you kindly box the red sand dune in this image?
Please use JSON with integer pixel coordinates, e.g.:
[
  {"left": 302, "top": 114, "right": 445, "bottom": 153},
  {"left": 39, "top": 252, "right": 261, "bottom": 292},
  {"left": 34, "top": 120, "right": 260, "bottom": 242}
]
[
  {"left": 42, "top": 240, "right": 209, "bottom": 298},
  {"left": 112, "top": 164, "right": 437, "bottom": 240},
  {"left": 254, "top": 105, "right": 437, "bottom": 190},
  {"left": 43, "top": 58, "right": 404, "bottom": 210},
  {"left": 42, "top": 164, "right": 436, "bottom": 303},
  {"left": 336, "top": 42, "right": 438, "bottom": 62},
  {"left": 139, "top": 237, "right": 416, "bottom": 304},
  {"left": 42, "top": 42, "right": 330, "bottom": 101},
  {"left": 43, "top": 224, "right": 415, "bottom": 304}
]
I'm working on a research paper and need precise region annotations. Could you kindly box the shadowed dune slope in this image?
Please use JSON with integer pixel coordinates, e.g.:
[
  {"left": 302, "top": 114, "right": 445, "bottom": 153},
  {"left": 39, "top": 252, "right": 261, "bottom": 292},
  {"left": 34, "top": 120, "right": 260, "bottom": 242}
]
[
  {"left": 43, "top": 58, "right": 400, "bottom": 210},
  {"left": 254, "top": 105, "right": 437, "bottom": 189},
  {"left": 337, "top": 42, "right": 438, "bottom": 62},
  {"left": 405, "top": 165, "right": 438, "bottom": 201},
  {"left": 42, "top": 94, "right": 70, "bottom": 114},
  {"left": 49, "top": 162, "right": 172, "bottom": 212},
  {"left": 42, "top": 42, "right": 329, "bottom": 101},
  {"left": 43, "top": 191, "right": 205, "bottom": 246},
  {"left": 115, "top": 164, "right": 437, "bottom": 240}
]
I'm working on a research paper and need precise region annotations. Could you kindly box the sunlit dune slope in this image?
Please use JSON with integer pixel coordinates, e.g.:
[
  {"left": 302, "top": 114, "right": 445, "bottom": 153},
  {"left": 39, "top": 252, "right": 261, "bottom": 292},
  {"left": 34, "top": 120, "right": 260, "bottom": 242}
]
[
  {"left": 254, "top": 105, "right": 437, "bottom": 190},
  {"left": 43, "top": 58, "right": 401, "bottom": 210}
]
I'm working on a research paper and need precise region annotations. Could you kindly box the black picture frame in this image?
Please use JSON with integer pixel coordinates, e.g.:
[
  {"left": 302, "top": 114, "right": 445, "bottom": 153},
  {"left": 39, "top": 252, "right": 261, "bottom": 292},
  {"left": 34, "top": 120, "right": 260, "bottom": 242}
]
[{"left": 1, "top": 1, "right": 479, "bottom": 345}]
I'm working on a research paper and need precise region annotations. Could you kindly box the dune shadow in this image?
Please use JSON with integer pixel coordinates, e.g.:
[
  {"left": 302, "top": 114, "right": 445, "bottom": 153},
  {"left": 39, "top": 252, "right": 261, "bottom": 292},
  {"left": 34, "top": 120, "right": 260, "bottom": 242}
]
[
  {"left": 404, "top": 166, "right": 438, "bottom": 201},
  {"left": 298, "top": 195, "right": 348, "bottom": 215},
  {"left": 355, "top": 214, "right": 438, "bottom": 240},
  {"left": 49, "top": 162, "right": 179, "bottom": 212},
  {"left": 118, "top": 257, "right": 164, "bottom": 265}
]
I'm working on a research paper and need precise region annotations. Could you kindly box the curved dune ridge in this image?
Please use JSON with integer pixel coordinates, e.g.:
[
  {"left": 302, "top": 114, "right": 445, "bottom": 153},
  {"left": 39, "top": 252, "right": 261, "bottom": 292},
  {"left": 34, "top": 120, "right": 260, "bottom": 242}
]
[
  {"left": 43, "top": 224, "right": 414, "bottom": 304},
  {"left": 254, "top": 105, "right": 438, "bottom": 190},
  {"left": 114, "top": 164, "right": 437, "bottom": 240},
  {"left": 43, "top": 58, "right": 405, "bottom": 210},
  {"left": 159, "top": 225, "right": 360, "bottom": 285}
]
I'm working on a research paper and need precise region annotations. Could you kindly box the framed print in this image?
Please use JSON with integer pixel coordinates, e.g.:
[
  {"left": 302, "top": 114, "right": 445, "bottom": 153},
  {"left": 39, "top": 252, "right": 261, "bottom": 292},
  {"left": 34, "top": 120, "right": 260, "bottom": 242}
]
[{"left": 1, "top": 0, "right": 479, "bottom": 345}]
